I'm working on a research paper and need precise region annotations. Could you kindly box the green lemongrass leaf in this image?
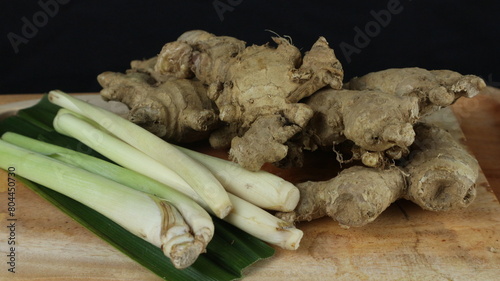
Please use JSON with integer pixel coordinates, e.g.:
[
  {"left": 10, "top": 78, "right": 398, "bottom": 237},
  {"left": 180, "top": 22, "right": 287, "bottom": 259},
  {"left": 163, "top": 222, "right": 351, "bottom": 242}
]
[
  {"left": 207, "top": 219, "right": 275, "bottom": 274},
  {"left": 18, "top": 94, "right": 61, "bottom": 128},
  {"left": 0, "top": 95, "right": 60, "bottom": 134},
  {"left": 0, "top": 94, "right": 275, "bottom": 280},
  {"left": 17, "top": 110, "right": 54, "bottom": 131},
  {"left": 0, "top": 97, "right": 107, "bottom": 160},
  {"left": 0, "top": 115, "right": 49, "bottom": 138}
]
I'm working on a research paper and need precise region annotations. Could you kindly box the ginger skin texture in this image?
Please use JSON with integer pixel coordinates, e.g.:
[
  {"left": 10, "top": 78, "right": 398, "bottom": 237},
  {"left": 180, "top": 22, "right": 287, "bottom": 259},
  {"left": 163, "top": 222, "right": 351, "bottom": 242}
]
[
  {"left": 157, "top": 30, "right": 344, "bottom": 171},
  {"left": 98, "top": 71, "right": 219, "bottom": 143},
  {"left": 276, "top": 166, "right": 406, "bottom": 227},
  {"left": 346, "top": 67, "right": 486, "bottom": 116},
  {"left": 300, "top": 88, "right": 419, "bottom": 166},
  {"left": 402, "top": 123, "right": 479, "bottom": 211},
  {"left": 293, "top": 68, "right": 486, "bottom": 168},
  {"left": 279, "top": 122, "right": 479, "bottom": 228}
]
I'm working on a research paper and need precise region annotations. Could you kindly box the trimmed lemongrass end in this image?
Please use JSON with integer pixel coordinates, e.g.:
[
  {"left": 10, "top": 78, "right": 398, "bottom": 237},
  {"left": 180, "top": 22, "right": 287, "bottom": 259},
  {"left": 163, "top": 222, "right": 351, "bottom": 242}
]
[
  {"left": 176, "top": 145, "right": 300, "bottom": 212},
  {"left": 226, "top": 194, "right": 303, "bottom": 250},
  {"left": 48, "top": 90, "right": 232, "bottom": 219},
  {"left": 155, "top": 199, "right": 204, "bottom": 269},
  {"left": 1, "top": 132, "right": 214, "bottom": 249},
  {"left": 0, "top": 140, "right": 202, "bottom": 268}
]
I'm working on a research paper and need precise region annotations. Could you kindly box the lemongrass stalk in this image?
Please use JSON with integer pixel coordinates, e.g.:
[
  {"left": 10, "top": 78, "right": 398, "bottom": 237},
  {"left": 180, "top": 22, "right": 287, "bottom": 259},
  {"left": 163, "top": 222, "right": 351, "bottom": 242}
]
[
  {"left": 52, "top": 111, "right": 303, "bottom": 249},
  {"left": 48, "top": 90, "right": 232, "bottom": 218},
  {"left": 0, "top": 140, "right": 202, "bottom": 268},
  {"left": 1, "top": 132, "right": 214, "bottom": 248},
  {"left": 61, "top": 106, "right": 299, "bottom": 212},
  {"left": 226, "top": 193, "right": 303, "bottom": 250},
  {"left": 175, "top": 145, "right": 300, "bottom": 211},
  {"left": 52, "top": 112, "right": 207, "bottom": 203}
]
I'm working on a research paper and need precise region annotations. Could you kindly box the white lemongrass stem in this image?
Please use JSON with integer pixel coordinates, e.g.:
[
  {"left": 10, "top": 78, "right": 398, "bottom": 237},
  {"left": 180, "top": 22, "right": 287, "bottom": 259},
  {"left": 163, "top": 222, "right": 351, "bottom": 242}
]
[
  {"left": 52, "top": 112, "right": 208, "bottom": 206},
  {"left": 175, "top": 145, "right": 300, "bottom": 211},
  {"left": 52, "top": 112, "right": 303, "bottom": 249},
  {"left": 226, "top": 193, "right": 303, "bottom": 250},
  {"left": 48, "top": 90, "right": 232, "bottom": 219},
  {"left": 61, "top": 107, "right": 299, "bottom": 212},
  {"left": 0, "top": 140, "right": 201, "bottom": 268},
  {"left": 1, "top": 132, "right": 214, "bottom": 248}
]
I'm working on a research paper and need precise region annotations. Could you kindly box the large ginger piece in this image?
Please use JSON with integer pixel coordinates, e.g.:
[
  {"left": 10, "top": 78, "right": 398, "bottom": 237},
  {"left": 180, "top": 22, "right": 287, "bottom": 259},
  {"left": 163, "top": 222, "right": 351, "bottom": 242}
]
[
  {"left": 156, "top": 30, "right": 344, "bottom": 171},
  {"left": 295, "top": 68, "right": 485, "bottom": 168},
  {"left": 300, "top": 88, "right": 419, "bottom": 166},
  {"left": 279, "top": 122, "right": 480, "bottom": 228},
  {"left": 346, "top": 67, "right": 486, "bottom": 116},
  {"left": 403, "top": 123, "right": 479, "bottom": 211},
  {"left": 98, "top": 71, "right": 219, "bottom": 143},
  {"left": 276, "top": 166, "right": 406, "bottom": 227}
]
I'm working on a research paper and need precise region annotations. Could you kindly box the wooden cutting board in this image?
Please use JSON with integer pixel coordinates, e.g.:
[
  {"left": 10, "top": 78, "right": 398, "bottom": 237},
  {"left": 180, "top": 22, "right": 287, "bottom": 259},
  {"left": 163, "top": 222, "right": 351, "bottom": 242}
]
[{"left": 0, "top": 93, "right": 499, "bottom": 281}]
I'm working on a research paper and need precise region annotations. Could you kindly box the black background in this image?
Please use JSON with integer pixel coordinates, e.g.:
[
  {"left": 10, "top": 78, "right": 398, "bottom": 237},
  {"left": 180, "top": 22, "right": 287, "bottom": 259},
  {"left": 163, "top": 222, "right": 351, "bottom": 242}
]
[{"left": 1, "top": 0, "right": 499, "bottom": 94}]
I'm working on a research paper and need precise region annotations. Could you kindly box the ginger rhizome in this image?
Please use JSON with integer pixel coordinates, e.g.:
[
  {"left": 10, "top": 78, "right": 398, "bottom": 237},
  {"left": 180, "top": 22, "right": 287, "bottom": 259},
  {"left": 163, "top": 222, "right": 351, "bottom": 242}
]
[
  {"left": 403, "top": 123, "right": 478, "bottom": 211},
  {"left": 298, "top": 88, "right": 419, "bottom": 167},
  {"left": 278, "top": 122, "right": 480, "bottom": 228},
  {"left": 156, "top": 30, "right": 344, "bottom": 171},
  {"left": 291, "top": 68, "right": 485, "bottom": 168},
  {"left": 98, "top": 65, "right": 219, "bottom": 143},
  {"left": 346, "top": 67, "right": 486, "bottom": 116},
  {"left": 275, "top": 68, "right": 484, "bottom": 227},
  {"left": 276, "top": 166, "right": 406, "bottom": 227}
]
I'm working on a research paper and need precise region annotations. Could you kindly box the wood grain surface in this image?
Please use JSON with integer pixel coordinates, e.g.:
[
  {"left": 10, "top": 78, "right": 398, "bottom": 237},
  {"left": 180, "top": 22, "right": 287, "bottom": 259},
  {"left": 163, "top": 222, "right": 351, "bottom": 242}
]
[{"left": 0, "top": 89, "right": 499, "bottom": 280}]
